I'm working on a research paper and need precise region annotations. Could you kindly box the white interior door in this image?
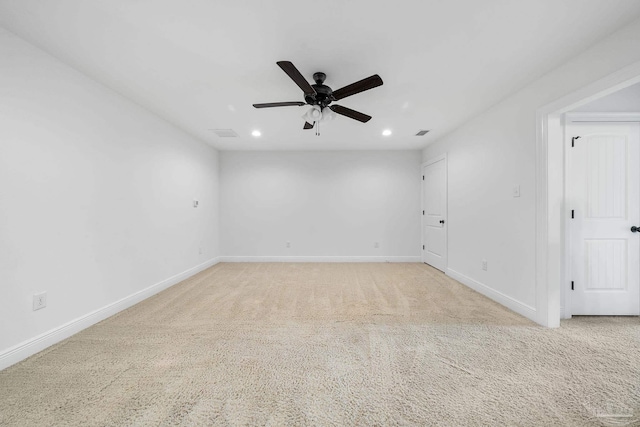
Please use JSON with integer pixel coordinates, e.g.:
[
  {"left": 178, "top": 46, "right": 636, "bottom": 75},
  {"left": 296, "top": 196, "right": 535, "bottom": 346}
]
[
  {"left": 422, "top": 155, "right": 447, "bottom": 271},
  {"left": 569, "top": 122, "right": 640, "bottom": 315}
]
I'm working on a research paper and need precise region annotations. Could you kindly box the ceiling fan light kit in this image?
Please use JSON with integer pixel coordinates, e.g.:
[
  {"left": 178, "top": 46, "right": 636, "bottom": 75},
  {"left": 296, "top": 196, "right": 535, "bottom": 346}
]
[
  {"left": 253, "top": 61, "right": 383, "bottom": 134},
  {"left": 302, "top": 105, "right": 322, "bottom": 122},
  {"left": 302, "top": 106, "right": 336, "bottom": 123}
]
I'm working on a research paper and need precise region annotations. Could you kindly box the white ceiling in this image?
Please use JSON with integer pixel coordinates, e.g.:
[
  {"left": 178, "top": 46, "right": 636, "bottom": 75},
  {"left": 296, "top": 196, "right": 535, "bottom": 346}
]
[{"left": 1, "top": 1, "right": 640, "bottom": 151}]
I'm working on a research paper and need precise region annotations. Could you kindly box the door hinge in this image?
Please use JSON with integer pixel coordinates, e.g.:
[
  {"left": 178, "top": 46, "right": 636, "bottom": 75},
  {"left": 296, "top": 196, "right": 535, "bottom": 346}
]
[
  {"left": 571, "top": 281, "right": 574, "bottom": 290},
  {"left": 571, "top": 209, "right": 574, "bottom": 219},
  {"left": 422, "top": 210, "right": 425, "bottom": 215},
  {"left": 571, "top": 136, "right": 581, "bottom": 147},
  {"left": 422, "top": 175, "right": 424, "bottom": 180},
  {"left": 422, "top": 245, "right": 425, "bottom": 250}
]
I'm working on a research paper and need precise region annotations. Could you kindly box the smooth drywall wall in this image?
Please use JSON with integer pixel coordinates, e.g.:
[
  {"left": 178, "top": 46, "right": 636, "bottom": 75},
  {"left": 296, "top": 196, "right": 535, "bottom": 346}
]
[
  {"left": 0, "top": 28, "right": 220, "bottom": 364},
  {"left": 220, "top": 151, "right": 421, "bottom": 260},
  {"left": 422, "top": 17, "right": 640, "bottom": 322}
]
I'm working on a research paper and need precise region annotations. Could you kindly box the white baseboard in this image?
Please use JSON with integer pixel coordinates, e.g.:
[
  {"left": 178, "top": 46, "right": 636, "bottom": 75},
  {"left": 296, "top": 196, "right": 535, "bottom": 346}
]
[
  {"left": 446, "top": 268, "right": 538, "bottom": 322},
  {"left": 219, "top": 256, "right": 421, "bottom": 263},
  {"left": 0, "top": 257, "right": 220, "bottom": 371}
]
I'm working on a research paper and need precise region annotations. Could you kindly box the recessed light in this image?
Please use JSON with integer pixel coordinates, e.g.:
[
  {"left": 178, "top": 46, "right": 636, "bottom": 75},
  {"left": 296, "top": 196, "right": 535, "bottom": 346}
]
[
  {"left": 382, "top": 129, "right": 392, "bottom": 136},
  {"left": 252, "top": 130, "right": 261, "bottom": 137}
]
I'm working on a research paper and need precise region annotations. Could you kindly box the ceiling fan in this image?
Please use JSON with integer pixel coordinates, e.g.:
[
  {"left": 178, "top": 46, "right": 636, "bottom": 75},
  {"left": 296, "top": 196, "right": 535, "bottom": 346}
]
[{"left": 253, "top": 61, "right": 383, "bottom": 131}]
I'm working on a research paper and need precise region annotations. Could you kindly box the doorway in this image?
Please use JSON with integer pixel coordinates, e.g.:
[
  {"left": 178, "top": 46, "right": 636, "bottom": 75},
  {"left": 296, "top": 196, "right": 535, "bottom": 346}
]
[
  {"left": 537, "top": 61, "right": 640, "bottom": 326},
  {"left": 566, "top": 121, "right": 640, "bottom": 315},
  {"left": 421, "top": 154, "right": 447, "bottom": 271}
]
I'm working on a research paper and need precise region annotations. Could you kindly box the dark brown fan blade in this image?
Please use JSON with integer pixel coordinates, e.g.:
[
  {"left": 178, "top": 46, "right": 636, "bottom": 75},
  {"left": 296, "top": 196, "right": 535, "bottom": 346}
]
[
  {"left": 330, "top": 105, "right": 372, "bottom": 123},
  {"left": 332, "top": 74, "right": 383, "bottom": 101},
  {"left": 277, "top": 61, "right": 317, "bottom": 95},
  {"left": 253, "top": 102, "right": 306, "bottom": 108},
  {"left": 303, "top": 121, "right": 314, "bottom": 130}
]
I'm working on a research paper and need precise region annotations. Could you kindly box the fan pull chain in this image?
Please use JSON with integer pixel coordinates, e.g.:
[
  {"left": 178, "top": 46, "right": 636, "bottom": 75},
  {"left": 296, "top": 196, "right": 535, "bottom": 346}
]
[{"left": 316, "top": 121, "right": 320, "bottom": 136}]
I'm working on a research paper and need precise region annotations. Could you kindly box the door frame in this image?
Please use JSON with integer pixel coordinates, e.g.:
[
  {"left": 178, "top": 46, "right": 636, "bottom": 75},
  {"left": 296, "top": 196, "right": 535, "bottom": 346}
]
[
  {"left": 536, "top": 60, "right": 640, "bottom": 327},
  {"left": 563, "top": 115, "right": 640, "bottom": 318},
  {"left": 421, "top": 153, "right": 448, "bottom": 269}
]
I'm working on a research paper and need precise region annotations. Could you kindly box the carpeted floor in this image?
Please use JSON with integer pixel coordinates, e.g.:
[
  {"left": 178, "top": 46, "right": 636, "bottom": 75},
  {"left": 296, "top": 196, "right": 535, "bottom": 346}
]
[{"left": 1, "top": 263, "right": 639, "bottom": 426}]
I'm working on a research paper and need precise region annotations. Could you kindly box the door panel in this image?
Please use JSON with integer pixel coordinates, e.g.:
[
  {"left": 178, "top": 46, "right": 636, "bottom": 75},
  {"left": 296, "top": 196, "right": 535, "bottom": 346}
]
[
  {"left": 584, "top": 239, "right": 627, "bottom": 290},
  {"left": 586, "top": 134, "right": 626, "bottom": 218},
  {"left": 569, "top": 123, "right": 640, "bottom": 315},
  {"left": 422, "top": 156, "right": 447, "bottom": 271}
]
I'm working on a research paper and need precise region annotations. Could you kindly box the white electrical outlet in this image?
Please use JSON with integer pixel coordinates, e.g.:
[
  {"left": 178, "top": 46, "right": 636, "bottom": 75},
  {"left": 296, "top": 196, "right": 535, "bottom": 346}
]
[
  {"left": 33, "top": 292, "right": 47, "bottom": 311},
  {"left": 193, "top": 200, "right": 199, "bottom": 208},
  {"left": 482, "top": 260, "right": 488, "bottom": 271},
  {"left": 286, "top": 241, "right": 291, "bottom": 248},
  {"left": 374, "top": 242, "right": 379, "bottom": 248}
]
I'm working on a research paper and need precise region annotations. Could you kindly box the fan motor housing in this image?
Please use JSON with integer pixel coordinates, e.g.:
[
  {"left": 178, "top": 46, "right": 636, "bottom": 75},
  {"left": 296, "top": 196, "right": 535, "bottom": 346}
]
[{"left": 303, "top": 72, "right": 332, "bottom": 107}]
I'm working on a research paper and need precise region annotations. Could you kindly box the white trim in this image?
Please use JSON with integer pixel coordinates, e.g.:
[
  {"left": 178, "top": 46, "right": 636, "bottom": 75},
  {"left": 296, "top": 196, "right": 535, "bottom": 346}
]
[
  {"left": 446, "top": 268, "right": 537, "bottom": 320},
  {"left": 562, "top": 116, "right": 573, "bottom": 320},
  {"left": 219, "top": 256, "right": 421, "bottom": 263},
  {"left": 421, "top": 153, "right": 448, "bottom": 270},
  {"left": 0, "top": 257, "right": 221, "bottom": 371},
  {"left": 539, "top": 62, "right": 640, "bottom": 115},
  {"left": 565, "top": 112, "right": 640, "bottom": 122},
  {"left": 535, "top": 59, "right": 640, "bottom": 327}
]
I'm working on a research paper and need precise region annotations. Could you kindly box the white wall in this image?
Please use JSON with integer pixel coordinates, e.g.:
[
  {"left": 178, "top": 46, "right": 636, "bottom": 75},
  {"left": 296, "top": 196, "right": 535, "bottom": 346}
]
[
  {"left": 220, "top": 151, "right": 421, "bottom": 261},
  {"left": 422, "top": 17, "right": 640, "bottom": 324},
  {"left": 573, "top": 82, "right": 640, "bottom": 112},
  {"left": 0, "top": 28, "right": 220, "bottom": 367}
]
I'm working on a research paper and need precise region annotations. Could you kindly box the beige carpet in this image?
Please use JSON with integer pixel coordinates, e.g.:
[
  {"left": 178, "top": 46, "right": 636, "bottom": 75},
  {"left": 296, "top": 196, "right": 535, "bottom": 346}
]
[{"left": 1, "top": 263, "right": 639, "bottom": 426}]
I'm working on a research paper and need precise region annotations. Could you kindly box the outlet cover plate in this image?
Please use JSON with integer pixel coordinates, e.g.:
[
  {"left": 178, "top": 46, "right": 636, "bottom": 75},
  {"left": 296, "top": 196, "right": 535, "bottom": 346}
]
[{"left": 33, "top": 292, "right": 47, "bottom": 311}]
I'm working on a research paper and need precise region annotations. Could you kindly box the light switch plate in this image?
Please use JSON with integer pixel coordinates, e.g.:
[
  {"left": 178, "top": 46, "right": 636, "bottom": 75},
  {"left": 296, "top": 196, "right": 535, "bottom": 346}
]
[{"left": 513, "top": 185, "right": 520, "bottom": 198}]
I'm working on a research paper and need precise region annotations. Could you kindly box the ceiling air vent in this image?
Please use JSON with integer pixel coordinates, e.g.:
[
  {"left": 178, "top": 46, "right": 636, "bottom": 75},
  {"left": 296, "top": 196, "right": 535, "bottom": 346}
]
[
  {"left": 210, "top": 129, "right": 238, "bottom": 137},
  {"left": 415, "top": 130, "right": 430, "bottom": 136}
]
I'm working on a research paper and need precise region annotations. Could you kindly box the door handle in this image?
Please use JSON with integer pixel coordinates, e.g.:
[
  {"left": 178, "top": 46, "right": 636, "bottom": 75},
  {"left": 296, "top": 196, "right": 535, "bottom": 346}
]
[
  {"left": 632, "top": 226, "right": 640, "bottom": 233},
  {"left": 439, "top": 220, "right": 445, "bottom": 224}
]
